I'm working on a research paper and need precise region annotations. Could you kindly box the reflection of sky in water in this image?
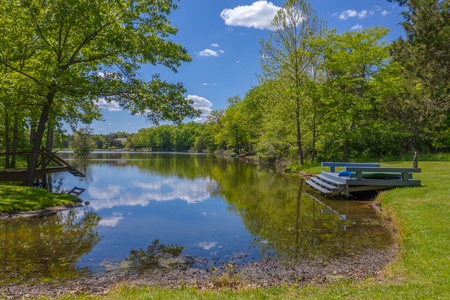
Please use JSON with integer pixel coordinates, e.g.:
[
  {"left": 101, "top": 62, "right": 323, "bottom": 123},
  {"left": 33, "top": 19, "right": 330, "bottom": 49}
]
[
  {"left": 85, "top": 166, "right": 214, "bottom": 211},
  {"left": 87, "top": 177, "right": 211, "bottom": 211},
  {"left": 50, "top": 153, "right": 390, "bottom": 273},
  {"left": 57, "top": 161, "right": 256, "bottom": 270}
]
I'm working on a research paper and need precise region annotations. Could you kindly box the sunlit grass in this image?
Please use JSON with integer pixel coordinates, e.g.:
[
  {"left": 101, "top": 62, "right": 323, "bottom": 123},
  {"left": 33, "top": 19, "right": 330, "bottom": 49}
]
[{"left": 0, "top": 183, "right": 78, "bottom": 213}]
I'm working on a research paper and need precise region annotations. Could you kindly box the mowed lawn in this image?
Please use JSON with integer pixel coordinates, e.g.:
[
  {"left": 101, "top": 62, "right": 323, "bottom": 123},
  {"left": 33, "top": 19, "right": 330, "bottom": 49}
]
[{"left": 0, "top": 183, "right": 77, "bottom": 213}]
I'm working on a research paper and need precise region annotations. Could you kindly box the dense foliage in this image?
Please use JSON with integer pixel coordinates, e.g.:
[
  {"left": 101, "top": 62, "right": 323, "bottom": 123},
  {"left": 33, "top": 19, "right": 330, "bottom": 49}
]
[
  {"left": 0, "top": 0, "right": 198, "bottom": 184},
  {"left": 202, "top": 0, "right": 450, "bottom": 162},
  {"left": 1, "top": 0, "right": 449, "bottom": 169}
]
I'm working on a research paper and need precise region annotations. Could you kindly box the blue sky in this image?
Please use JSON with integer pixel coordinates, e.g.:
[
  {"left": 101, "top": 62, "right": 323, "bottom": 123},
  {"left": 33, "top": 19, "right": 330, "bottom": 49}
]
[{"left": 91, "top": 0, "right": 406, "bottom": 134}]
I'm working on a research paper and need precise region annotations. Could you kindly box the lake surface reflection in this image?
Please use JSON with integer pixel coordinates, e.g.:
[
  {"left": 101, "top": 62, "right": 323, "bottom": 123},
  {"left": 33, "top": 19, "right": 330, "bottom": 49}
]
[{"left": 0, "top": 152, "right": 392, "bottom": 282}]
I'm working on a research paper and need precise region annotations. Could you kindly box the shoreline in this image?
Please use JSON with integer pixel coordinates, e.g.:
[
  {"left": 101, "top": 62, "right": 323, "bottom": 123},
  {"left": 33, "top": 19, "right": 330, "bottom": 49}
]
[
  {"left": 1, "top": 243, "right": 396, "bottom": 299},
  {"left": 0, "top": 202, "right": 83, "bottom": 220}
]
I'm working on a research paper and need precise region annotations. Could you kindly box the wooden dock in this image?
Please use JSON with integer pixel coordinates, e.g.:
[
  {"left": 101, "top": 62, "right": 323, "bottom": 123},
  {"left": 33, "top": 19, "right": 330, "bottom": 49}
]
[
  {"left": 0, "top": 148, "right": 85, "bottom": 181},
  {"left": 306, "top": 162, "right": 421, "bottom": 197}
]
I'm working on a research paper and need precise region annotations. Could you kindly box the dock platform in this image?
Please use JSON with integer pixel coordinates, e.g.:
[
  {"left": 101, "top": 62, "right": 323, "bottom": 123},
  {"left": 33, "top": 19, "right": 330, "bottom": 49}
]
[
  {"left": 306, "top": 162, "right": 421, "bottom": 197},
  {"left": 0, "top": 148, "right": 85, "bottom": 181}
]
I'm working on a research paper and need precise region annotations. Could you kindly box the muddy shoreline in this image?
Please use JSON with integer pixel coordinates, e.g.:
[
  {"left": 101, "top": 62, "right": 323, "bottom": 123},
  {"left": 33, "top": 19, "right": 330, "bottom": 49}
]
[{"left": 1, "top": 243, "right": 397, "bottom": 299}]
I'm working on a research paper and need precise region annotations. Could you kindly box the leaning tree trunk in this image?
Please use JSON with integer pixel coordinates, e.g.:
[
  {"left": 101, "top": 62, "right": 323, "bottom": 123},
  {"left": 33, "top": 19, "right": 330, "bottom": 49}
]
[
  {"left": 23, "top": 93, "right": 54, "bottom": 186},
  {"left": 45, "top": 122, "right": 54, "bottom": 152}
]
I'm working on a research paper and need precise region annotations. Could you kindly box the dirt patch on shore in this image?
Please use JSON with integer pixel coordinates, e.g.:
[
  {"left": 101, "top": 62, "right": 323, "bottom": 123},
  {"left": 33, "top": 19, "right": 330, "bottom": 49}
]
[
  {"left": 1, "top": 244, "right": 397, "bottom": 299},
  {"left": 0, "top": 203, "right": 82, "bottom": 220}
]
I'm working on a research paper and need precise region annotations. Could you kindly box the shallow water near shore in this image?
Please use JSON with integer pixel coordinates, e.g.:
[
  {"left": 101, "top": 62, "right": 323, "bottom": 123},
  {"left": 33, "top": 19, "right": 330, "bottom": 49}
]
[{"left": 0, "top": 152, "right": 393, "bottom": 283}]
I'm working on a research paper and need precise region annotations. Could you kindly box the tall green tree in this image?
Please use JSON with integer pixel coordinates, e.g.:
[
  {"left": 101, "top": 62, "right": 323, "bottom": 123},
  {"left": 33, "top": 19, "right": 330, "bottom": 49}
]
[
  {"left": 318, "top": 27, "right": 390, "bottom": 160},
  {"left": 389, "top": 0, "right": 449, "bottom": 106},
  {"left": 389, "top": 0, "right": 450, "bottom": 150},
  {"left": 0, "top": 0, "right": 198, "bottom": 185},
  {"left": 259, "top": 0, "right": 325, "bottom": 165},
  {"left": 220, "top": 96, "right": 247, "bottom": 154},
  {"left": 69, "top": 127, "right": 96, "bottom": 156},
  {"left": 205, "top": 109, "right": 226, "bottom": 150}
]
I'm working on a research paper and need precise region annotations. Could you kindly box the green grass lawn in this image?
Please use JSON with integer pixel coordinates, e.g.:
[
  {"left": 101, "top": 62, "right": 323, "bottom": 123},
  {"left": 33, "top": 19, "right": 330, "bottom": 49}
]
[
  {"left": 0, "top": 183, "right": 78, "bottom": 213},
  {"left": 3, "top": 159, "right": 450, "bottom": 299}
]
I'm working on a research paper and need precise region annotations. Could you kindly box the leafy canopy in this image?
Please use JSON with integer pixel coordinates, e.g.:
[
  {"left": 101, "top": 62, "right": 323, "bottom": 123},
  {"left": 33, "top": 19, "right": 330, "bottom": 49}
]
[{"left": 0, "top": 0, "right": 199, "bottom": 125}]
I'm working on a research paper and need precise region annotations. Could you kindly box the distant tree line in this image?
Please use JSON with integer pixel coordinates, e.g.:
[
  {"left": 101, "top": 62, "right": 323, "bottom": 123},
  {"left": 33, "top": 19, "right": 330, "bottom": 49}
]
[{"left": 60, "top": 123, "right": 211, "bottom": 155}]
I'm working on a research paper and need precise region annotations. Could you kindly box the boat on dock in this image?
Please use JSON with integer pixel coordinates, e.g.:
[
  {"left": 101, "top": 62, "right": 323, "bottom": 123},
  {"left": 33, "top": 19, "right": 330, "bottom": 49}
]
[{"left": 306, "top": 162, "right": 421, "bottom": 197}]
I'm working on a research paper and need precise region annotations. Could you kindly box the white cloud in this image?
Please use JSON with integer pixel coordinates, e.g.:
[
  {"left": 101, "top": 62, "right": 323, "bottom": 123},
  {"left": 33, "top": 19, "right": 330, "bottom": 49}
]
[
  {"left": 339, "top": 9, "right": 357, "bottom": 20},
  {"left": 199, "top": 49, "right": 219, "bottom": 57},
  {"left": 187, "top": 95, "right": 213, "bottom": 116},
  {"left": 95, "top": 98, "right": 122, "bottom": 111},
  {"left": 338, "top": 9, "right": 368, "bottom": 20},
  {"left": 211, "top": 43, "right": 220, "bottom": 47},
  {"left": 381, "top": 10, "right": 390, "bottom": 17},
  {"left": 97, "top": 71, "right": 122, "bottom": 80},
  {"left": 351, "top": 24, "right": 363, "bottom": 31},
  {"left": 220, "top": 1, "right": 281, "bottom": 30},
  {"left": 358, "top": 10, "right": 368, "bottom": 19}
]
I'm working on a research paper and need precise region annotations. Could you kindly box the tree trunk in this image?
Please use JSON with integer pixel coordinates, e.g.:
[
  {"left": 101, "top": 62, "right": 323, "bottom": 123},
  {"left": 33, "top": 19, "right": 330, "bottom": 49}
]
[
  {"left": 46, "top": 123, "right": 54, "bottom": 152},
  {"left": 23, "top": 93, "right": 54, "bottom": 186},
  {"left": 11, "top": 113, "right": 20, "bottom": 168},
  {"left": 4, "top": 106, "right": 11, "bottom": 168},
  {"left": 235, "top": 131, "right": 240, "bottom": 154},
  {"left": 311, "top": 102, "right": 317, "bottom": 162},
  {"left": 295, "top": 93, "right": 304, "bottom": 165}
]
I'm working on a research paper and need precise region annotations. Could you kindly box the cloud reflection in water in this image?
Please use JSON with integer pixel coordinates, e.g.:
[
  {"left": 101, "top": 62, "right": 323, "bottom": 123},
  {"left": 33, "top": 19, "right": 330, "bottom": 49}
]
[
  {"left": 98, "top": 212, "right": 124, "bottom": 227},
  {"left": 198, "top": 241, "right": 218, "bottom": 250},
  {"left": 87, "top": 177, "right": 215, "bottom": 210}
]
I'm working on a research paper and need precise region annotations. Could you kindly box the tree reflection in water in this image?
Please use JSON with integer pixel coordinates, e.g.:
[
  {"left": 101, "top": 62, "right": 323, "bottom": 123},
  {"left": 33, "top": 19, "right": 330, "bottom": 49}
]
[
  {"left": 0, "top": 209, "right": 101, "bottom": 283},
  {"left": 213, "top": 162, "right": 392, "bottom": 264},
  {"left": 51, "top": 152, "right": 391, "bottom": 267}
]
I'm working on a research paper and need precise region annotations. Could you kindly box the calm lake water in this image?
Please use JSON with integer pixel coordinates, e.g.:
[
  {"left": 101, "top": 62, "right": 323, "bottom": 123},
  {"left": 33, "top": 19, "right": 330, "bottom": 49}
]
[{"left": 0, "top": 152, "right": 392, "bottom": 282}]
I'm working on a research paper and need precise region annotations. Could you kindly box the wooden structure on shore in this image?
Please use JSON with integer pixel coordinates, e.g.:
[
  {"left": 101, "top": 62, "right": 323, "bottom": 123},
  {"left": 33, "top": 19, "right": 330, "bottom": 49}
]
[
  {"left": 0, "top": 148, "right": 85, "bottom": 182},
  {"left": 306, "top": 162, "right": 421, "bottom": 197}
]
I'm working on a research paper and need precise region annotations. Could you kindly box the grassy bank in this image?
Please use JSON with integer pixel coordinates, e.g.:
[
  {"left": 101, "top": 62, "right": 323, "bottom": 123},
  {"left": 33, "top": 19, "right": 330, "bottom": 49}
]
[
  {"left": 0, "top": 183, "right": 78, "bottom": 213},
  {"left": 53, "top": 159, "right": 449, "bottom": 300}
]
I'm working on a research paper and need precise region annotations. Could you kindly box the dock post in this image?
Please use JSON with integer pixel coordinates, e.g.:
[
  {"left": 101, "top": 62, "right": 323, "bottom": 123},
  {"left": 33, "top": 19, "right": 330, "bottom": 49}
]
[{"left": 413, "top": 151, "right": 418, "bottom": 168}]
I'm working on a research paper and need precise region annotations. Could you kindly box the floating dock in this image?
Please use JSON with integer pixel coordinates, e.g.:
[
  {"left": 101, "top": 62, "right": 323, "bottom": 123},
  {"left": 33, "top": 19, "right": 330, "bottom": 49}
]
[{"left": 306, "top": 162, "right": 421, "bottom": 197}]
